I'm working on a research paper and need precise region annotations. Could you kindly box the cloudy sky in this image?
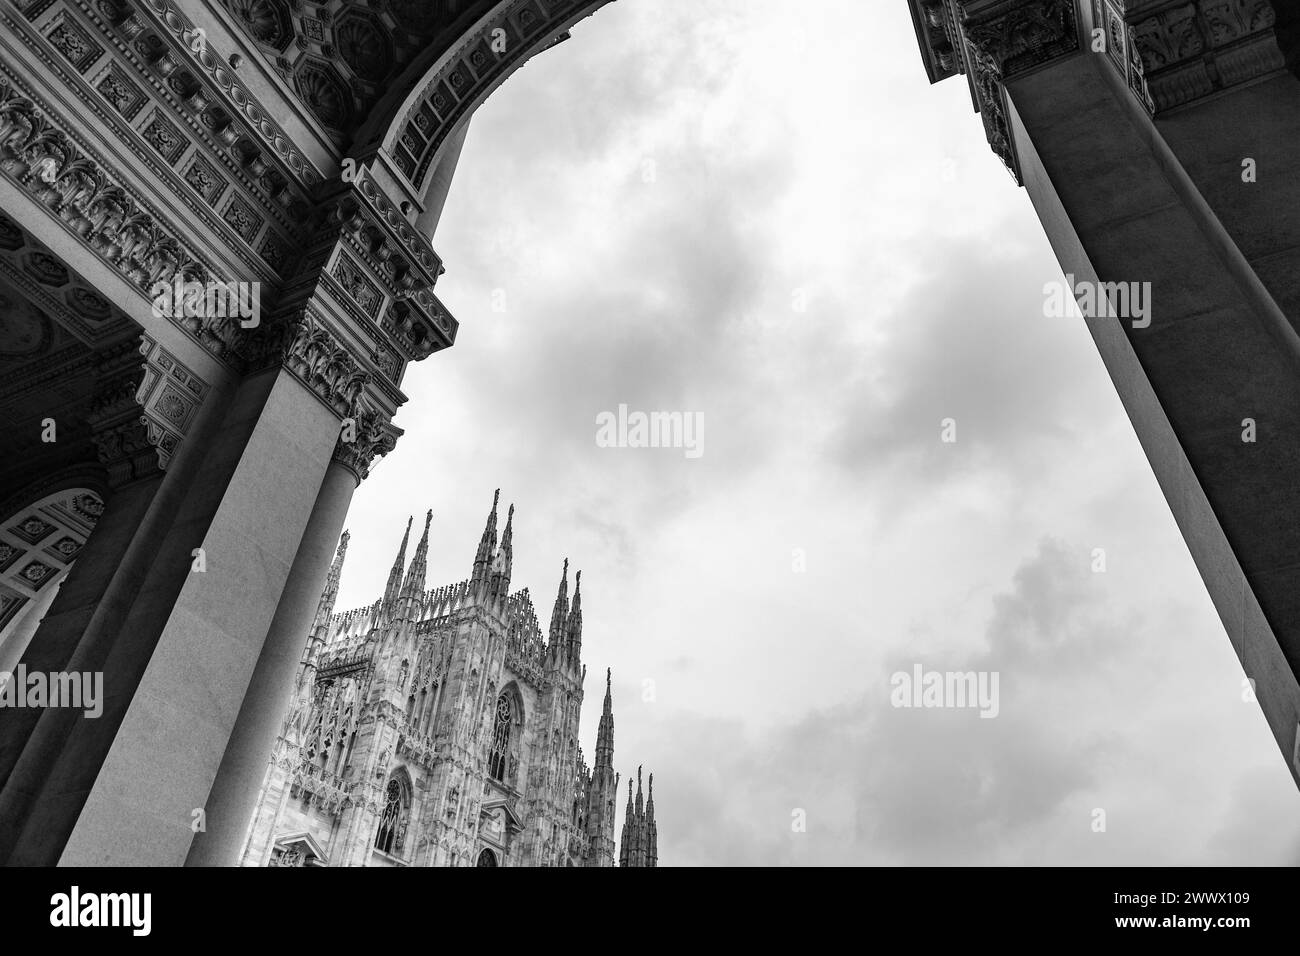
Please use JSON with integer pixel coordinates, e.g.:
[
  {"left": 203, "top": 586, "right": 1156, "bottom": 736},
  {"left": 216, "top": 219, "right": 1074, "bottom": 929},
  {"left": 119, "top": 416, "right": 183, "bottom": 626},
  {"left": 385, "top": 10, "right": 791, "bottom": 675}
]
[{"left": 334, "top": 0, "right": 1300, "bottom": 864}]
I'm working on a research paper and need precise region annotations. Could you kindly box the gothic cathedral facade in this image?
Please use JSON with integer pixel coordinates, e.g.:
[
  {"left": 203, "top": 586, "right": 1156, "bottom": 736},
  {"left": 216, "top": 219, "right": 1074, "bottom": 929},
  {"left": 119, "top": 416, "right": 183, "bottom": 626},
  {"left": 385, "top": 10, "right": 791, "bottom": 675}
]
[{"left": 240, "top": 491, "right": 658, "bottom": 867}]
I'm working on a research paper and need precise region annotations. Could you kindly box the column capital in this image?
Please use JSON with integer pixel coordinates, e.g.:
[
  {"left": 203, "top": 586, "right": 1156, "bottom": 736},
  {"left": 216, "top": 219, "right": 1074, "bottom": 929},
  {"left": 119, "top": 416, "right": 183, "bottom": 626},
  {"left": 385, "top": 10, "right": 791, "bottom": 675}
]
[
  {"left": 908, "top": 0, "right": 1084, "bottom": 182},
  {"left": 332, "top": 401, "right": 402, "bottom": 486}
]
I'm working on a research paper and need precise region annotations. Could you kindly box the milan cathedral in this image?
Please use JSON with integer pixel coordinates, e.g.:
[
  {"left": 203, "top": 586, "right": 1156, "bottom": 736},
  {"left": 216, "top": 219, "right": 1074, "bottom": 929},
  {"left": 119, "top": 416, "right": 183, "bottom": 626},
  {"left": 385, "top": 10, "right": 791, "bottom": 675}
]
[{"left": 240, "top": 491, "right": 658, "bottom": 867}]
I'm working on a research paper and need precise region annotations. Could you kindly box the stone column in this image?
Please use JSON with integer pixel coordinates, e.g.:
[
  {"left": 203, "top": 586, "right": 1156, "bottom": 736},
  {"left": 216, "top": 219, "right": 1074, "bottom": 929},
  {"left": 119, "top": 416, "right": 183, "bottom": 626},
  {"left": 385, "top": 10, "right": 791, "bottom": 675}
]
[
  {"left": 51, "top": 366, "right": 342, "bottom": 866},
  {"left": 185, "top": 458, "right": 357, "bottom": 866},
  {"left": 0, "top": 340, "right": 192, "bottom": 862}
]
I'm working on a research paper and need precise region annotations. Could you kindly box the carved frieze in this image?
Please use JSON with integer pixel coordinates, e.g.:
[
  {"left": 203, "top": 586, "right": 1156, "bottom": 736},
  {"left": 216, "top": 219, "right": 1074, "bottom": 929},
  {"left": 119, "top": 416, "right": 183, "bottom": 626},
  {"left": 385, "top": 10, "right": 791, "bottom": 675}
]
[{"left": 0, "top": 73, "right": 230, "bottom": 321}]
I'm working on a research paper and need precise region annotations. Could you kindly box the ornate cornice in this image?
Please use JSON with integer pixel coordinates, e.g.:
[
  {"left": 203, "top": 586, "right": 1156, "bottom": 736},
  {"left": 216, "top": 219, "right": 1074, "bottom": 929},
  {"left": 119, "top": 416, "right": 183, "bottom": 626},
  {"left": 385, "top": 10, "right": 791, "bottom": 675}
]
[
  {"left": 319, "top": 172, "right": 459, "bottom": 361},
  {"left": 100, "top": 0, "right": 325, "bottom": 188},
  {"left": 914, "top": 0, "right": 1290, "bottom": 180},
  {"left": 0, "top": 72, "right": 268, "bottom": 362},
  {"left": 0, "top": 71, "right": 415, "bottom": 422},
  {"left": 910, "top": 0, "right": 967, "bottom": 83},
  {"left": 3, "top": 1, "right": 309, "bottom": 285}
]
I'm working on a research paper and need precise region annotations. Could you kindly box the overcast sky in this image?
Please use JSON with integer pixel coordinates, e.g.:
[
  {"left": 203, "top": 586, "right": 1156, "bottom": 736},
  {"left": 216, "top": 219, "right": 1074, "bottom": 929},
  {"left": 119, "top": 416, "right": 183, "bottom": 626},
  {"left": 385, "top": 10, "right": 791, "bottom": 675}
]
[{"left": 333, "top": 0, "right": 1300, "bottom": 864}]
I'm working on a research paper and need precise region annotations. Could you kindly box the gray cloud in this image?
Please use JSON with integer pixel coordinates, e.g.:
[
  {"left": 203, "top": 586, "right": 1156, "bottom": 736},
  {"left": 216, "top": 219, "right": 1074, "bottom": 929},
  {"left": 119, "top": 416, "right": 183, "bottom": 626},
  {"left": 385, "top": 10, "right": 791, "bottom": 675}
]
[
  {"left": 335, "top": 0, "right": 1300, "bottom": 866},
  {"left": 631, "top": 539, "right": 1300, "bottom": 865}
]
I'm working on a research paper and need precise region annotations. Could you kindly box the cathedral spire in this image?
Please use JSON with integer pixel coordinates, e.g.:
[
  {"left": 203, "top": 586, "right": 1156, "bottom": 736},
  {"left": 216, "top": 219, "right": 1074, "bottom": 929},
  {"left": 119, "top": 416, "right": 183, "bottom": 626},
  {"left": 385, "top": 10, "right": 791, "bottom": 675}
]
[
  {"left": 594, "top": 667, "right": 614, "bottom": 769},
  {"left": 619, "top": 777, "right": 635, "bottom": 867},
  {"left": 301, "top": 530, "right": 348, "bottom": 701},
  {"left": 548, "top": 558, "right": 569, "bottom": 653},
  {"left": 382, "top": 516, "right": 412, "bottom": 615},
  {"left": 565, "top": 570, "right": 583, "bottom": 666},
  {"left": 645, "top": 772, "right": 658, "bottom": 867},
  {"left": 471, "top": 489, "right": 500, "bottom": 590},
  {"left": 399, "top": 510, "right": 433, "bottom": 618},
  {"left": 490, "top": 503, "right": 514, "bottom": 602},
  {"left": 584, "top": 667, "right": 618, "bottom": 867},
  {"left": 312, "top": 530, "right": 349, "bottom": 639}
]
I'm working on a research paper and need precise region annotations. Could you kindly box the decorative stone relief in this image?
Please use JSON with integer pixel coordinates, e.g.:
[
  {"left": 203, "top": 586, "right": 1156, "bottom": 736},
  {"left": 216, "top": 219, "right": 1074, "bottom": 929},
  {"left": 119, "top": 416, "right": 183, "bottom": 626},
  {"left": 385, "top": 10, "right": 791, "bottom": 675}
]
[
  {"left": 0, "top": 76, "right": 211, "bottom": 311},
  {"left": 1096, "top": 0, "right": 1285, "bottom": 114},
  {"left": 46, "top": 12, "right": 104, "bottom": 74},
  {"left": 270, "top": 310, "right": 372, "bottom": 416},
  {"left": 331, "top": 398, "right": 400, "bottom": 484},
  {"left": 86, "top": 333, "right": 209, "bottom": 484}
]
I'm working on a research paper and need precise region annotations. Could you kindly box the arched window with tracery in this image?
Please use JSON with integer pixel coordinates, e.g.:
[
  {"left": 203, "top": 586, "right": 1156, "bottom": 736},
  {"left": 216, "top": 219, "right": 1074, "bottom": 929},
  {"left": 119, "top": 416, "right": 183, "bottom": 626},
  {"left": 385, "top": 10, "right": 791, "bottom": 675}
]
[
  {"left": 374, "top": 778, "right": 405, "bottom": 855},
  {"left": 488, "top": 691, "right": 512, "bottom": 781},
  {"left": 477, "top": 848, "right": 497, "bottom": 867}
]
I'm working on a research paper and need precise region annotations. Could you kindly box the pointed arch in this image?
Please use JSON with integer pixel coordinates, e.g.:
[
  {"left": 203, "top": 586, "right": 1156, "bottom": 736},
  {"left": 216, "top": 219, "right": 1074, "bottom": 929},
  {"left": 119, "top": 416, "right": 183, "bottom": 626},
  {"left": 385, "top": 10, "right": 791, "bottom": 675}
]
[
  {"left": 374, "top": 768, "right": 413, "bottom": 857},
  {"left": 0, "top": 486, "right": 105, "bottom": 674},
  {"left": 487, "top": 680, "right": 524, "bottom": 786}
]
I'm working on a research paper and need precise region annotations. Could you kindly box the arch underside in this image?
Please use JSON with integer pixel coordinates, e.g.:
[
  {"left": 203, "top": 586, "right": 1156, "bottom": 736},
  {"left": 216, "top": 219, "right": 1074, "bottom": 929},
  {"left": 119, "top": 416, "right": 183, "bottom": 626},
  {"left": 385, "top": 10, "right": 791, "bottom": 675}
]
[{"left": 218, "top": 0, "right": 614, "bottom": 188}]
